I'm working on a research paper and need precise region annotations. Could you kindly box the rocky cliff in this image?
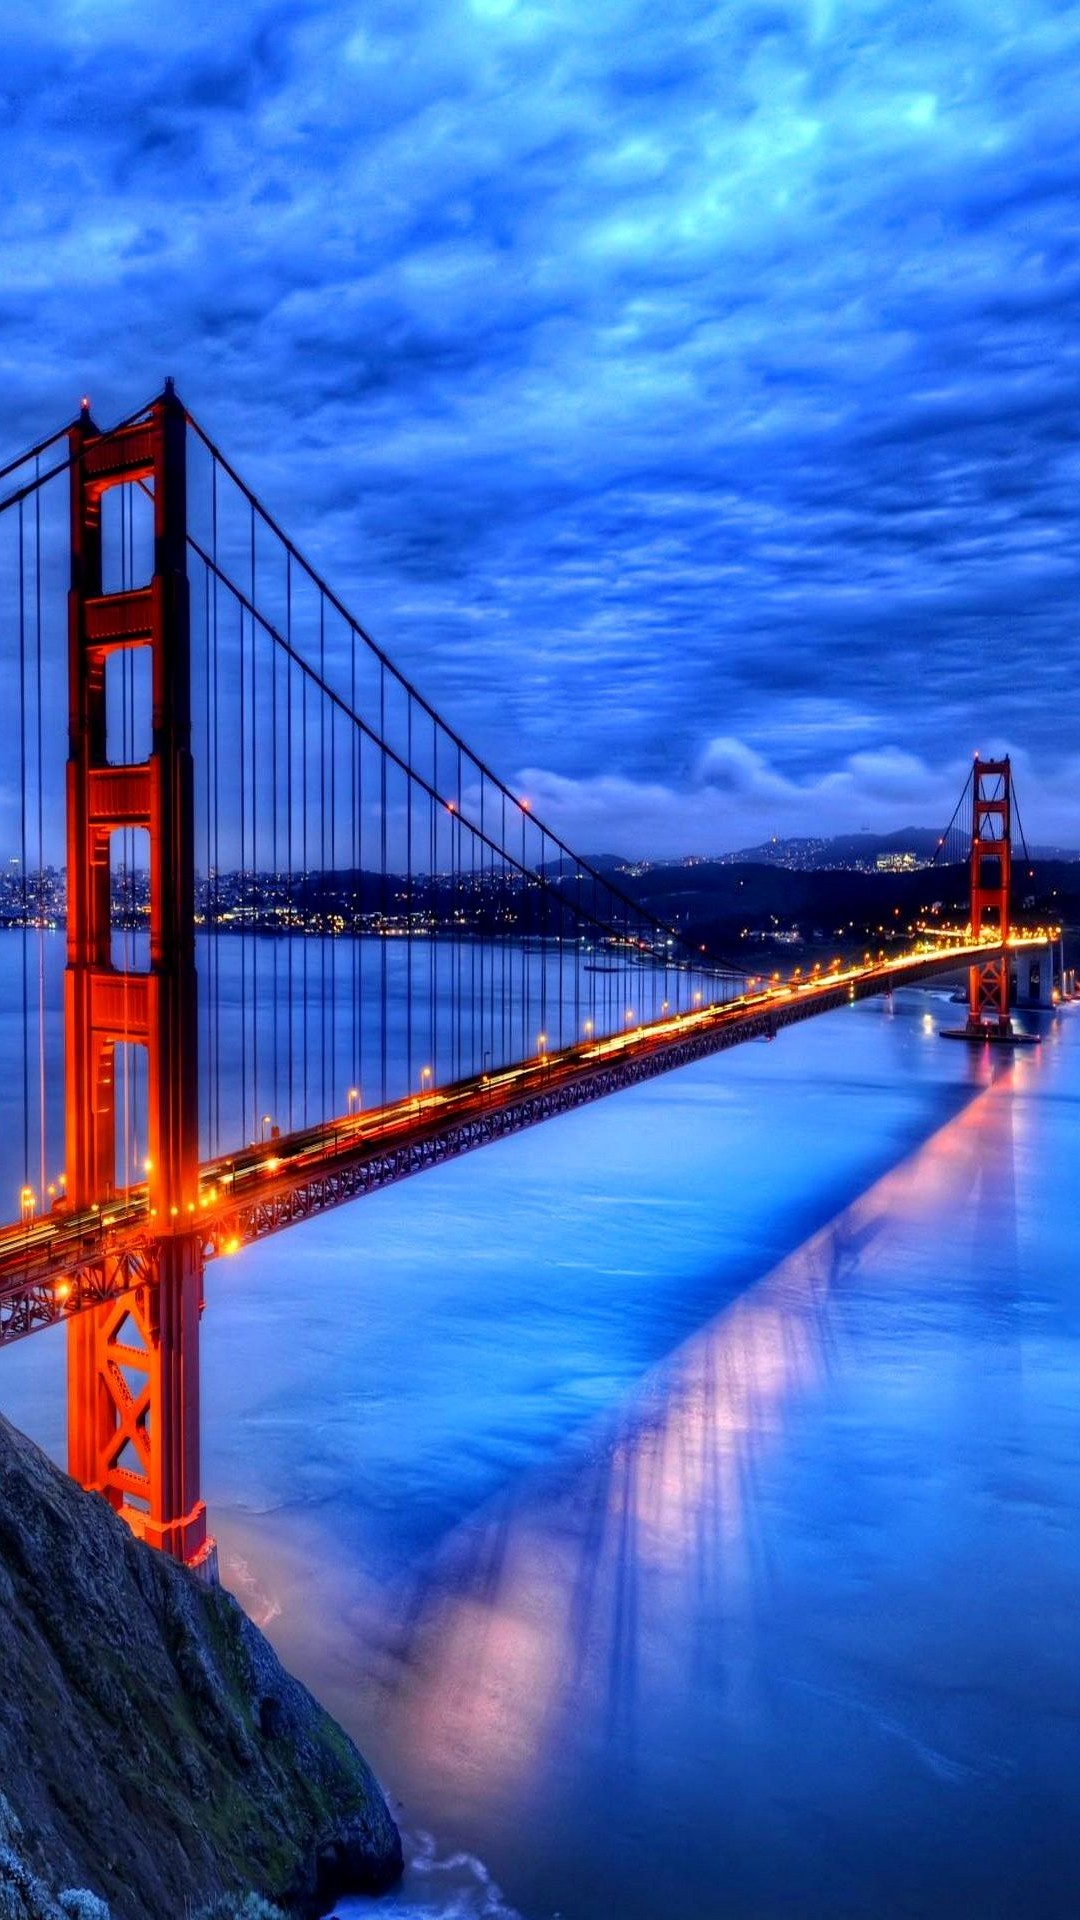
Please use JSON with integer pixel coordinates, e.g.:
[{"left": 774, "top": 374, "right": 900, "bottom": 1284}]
[{"left": 0, "top": 1412, "right": 402, "bottom": 1918}]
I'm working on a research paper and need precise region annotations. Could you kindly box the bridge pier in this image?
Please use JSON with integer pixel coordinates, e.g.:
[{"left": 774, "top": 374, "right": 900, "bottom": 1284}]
[
  {"left": 1011, "top": 939, "right": 1060, "bottom": 1011},
  {"left": 66, "top": 1237, "right": 211, "bottom": 1570}
]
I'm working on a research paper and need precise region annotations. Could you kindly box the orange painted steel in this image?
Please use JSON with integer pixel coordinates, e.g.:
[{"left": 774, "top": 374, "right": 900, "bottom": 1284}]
[
  {"left": 967, "top": 757, "right": 1013, "bottom": 1035},
  {"left": 6, "top": 390, "right": 1042, "bottom": 1571},
  {"left": 65, "top": 387, "right": 209, "bottom": 1568}
]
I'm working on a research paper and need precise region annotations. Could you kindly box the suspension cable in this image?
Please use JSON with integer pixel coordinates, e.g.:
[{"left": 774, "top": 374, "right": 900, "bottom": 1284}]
[
  {"left": 185, "top": 532, "right": 734, "bottom": 991},
  {"left": 0, "top": 394, "right": 161, "bottom": 522},
  {"left": 186, "top": 530, "right": 739, "bottom": 986},
  {"left": 184, "top": 416, "right": 745, "bottom": 981}
]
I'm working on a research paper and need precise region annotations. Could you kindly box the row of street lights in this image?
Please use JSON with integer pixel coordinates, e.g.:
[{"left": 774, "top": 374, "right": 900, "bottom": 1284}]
[
  {"left": 273, "top": 994, "right": 713, "bottom": 1135},
  {"left": 259, "top": 999, "right": 715, "bottom": 1136},
  {"left": 14, "top": 998, "right": 722, "bottom": 1227}
]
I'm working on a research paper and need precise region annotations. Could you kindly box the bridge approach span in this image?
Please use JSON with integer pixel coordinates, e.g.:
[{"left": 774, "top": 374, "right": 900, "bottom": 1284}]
[{"left": 0, "top": 936, "right": 1036, "bottom": 1346}]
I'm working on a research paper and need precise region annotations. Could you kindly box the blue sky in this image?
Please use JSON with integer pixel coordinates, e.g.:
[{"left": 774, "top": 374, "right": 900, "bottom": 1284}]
[{"left": 3, "top": 0, "right": 1079, "bottom": 854}]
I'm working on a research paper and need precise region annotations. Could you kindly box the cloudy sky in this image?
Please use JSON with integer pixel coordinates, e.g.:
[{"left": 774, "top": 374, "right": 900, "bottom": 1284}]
[{"left": 3, "top": 0, "right": 1079, "bottom": 854}]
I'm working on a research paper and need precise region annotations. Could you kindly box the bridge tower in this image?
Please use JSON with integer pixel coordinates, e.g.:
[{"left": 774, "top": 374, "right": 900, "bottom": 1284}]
[
  {"left": 966, "top": 755, "right": 1013, "bottom": 1037},
  {"left": 65, "top": 384, "right": 211, "bottom": 1569}
]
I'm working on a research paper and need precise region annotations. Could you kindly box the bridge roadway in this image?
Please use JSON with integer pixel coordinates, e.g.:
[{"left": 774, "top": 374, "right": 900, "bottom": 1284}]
[{"left": 0, "top": 937, "right": 1044, "bottom": 1343}]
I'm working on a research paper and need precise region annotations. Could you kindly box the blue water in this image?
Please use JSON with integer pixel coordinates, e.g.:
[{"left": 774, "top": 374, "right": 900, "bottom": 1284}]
[
  {"left": 3, "top": 988, "right": 1079, "bottom": 1917},
  {"left": 0, "top": 929, "right": 719, "bottom": 1204}
]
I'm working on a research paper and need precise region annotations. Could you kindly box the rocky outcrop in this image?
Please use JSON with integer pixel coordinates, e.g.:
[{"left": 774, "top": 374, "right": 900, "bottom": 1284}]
[{"left": 0, "top": 1413, "right": 402, "bottom": 1918}]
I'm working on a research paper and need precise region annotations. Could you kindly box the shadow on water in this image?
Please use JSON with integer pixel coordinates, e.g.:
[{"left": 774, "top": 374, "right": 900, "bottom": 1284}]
[
  {"left": 372, "top": 1057, "right": 1021, "bottom": 1714},
  {"left": 305, "top": 1039, "right": 1080, "bottom": 1920},
  {"left": 217, "top": 1015, "right": 1015, "bottom": 1579},
  {"left": 3, "top": 984, "right": 1075, "bottom": 1918}
]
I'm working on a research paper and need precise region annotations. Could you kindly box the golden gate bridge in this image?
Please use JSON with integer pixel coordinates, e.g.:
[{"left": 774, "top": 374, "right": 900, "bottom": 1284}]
[{"left": 0, "top": 384, "right": 1053, "bottom": 1576}]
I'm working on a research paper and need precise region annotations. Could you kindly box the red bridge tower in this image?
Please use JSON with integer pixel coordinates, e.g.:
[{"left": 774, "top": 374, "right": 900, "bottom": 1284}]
[
  {"left": 966, "top": 755, "right": 1013, "bottom": 1038},
  {"left": 65, "top": 385, "right": 211, "bottom": 1571}
]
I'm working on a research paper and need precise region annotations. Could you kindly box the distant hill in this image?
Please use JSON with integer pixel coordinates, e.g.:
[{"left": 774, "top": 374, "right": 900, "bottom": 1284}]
[
  {"left": 548, "top": 831, "right": 1078, "bottom": 884},
  {"left": 723, "top": 829, "right": 1079, "bottom": 869},
  {"left": 540, "top": 852, "right": 633, "bottom": 878},
  {"left": 586, "top": 853, "right": 1080, "bottom": 957},
  {"left": 723, "top": 829, "right": 943, "bottom": 871},
  {"left": 722, "top": 833, "right": 1076, "bottom": 871}
]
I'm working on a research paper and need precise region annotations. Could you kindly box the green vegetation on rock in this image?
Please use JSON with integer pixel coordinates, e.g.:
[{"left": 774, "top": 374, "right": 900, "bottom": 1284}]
[{"left": 0, "top": 1415, "right": 402, "bottom": 1918}]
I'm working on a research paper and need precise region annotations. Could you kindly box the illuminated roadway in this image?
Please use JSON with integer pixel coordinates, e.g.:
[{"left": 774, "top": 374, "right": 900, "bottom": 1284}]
[{"left": 0, "top": 934, "right": 1051, "bottom": 1343}]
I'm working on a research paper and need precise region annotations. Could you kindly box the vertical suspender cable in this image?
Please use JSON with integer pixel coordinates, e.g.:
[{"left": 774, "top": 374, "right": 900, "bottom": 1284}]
[
  {"left": 325, "top": 599, "right": 336, "bottom": 1115},
  {"left": 250, "top": 505, "right": 260, "bottom": 1142},
  {"left": 202, "top": 549, "right": 212, "bottom": 1155},
  {"left": 286, "top": 556, "right": 295, "bottom": 1131},
  {"left": 17, "top": 500, "right": 29, "bottom": 1190},
  {"left": 239, "top": 583, "right": 248, "bottom": 1143},
  {"left": 379, "top": 662, "right": 388, "bottom": 1109},
  {"left": 456, "top": 742, "right": 463, "bottom": 1082},
  {"left": 406, "top": 695, "right": 414, "bottom": 1105},
  {"left": 34, "top": 464, "right": 46, "bottom": 1201},
  {"left": 270, "top": 525, "right": 280, "bottom": 1131},
  {"left": 425, "top": 722, "right": 432, "bottom": 1095},
  {"left": 319, "top": 594, "right": 328, "bottom": 1121},
  {"left": 351, "top": 618, "right": 360, "bottom": 1106},
  {"left": 301, "top": 657, "right": 309, "bottom": 1126}
]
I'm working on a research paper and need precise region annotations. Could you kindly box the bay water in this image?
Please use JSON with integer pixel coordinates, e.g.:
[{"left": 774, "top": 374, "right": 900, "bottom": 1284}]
[{"left": 2, "top": 957, "right": 1077, "bottom": 1918}]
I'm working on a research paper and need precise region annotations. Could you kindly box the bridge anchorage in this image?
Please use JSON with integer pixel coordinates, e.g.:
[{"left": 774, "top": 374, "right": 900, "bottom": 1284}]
[{"left": 0, "top": 384, "right": 1058, "bottom": 1571}]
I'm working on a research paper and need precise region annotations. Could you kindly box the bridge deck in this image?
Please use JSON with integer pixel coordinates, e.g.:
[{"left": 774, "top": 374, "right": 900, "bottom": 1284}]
[{"left": 0, "top": 939, "right": 1043, "bottom": 1342}]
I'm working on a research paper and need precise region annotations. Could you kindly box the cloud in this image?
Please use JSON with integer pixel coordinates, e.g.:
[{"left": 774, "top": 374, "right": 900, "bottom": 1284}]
[
  {"left": 519, "top": 741, "right": 959, "bottom": 857},
  {"left": 1, "top": 0, "right": 1080, "bottom": 854},
  {"left": 518, "top": 737, "right": 1078, "bottom": 857}
]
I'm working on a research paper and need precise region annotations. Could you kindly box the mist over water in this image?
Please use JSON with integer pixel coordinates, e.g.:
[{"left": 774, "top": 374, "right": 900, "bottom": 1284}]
[{"left": 3, "top": 981, "right": 1078, "bottom": 1917}]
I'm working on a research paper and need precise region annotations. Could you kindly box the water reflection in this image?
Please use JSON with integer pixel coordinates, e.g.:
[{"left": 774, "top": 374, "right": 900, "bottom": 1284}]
[
  {"left": 316, "top": 1047, "right": 1077, "bottom": 1919},
  {"left": 362, "top": 1167, "right": 888, "bottom": 1790},
  {"left": 4, "top": 984, "right": 1075, "bottom": 1919}
]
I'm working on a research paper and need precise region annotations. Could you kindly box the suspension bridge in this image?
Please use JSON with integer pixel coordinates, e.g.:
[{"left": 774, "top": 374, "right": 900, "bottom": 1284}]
[{"left": 0, "top": 385, "right": 1054, "bottom": 1574}]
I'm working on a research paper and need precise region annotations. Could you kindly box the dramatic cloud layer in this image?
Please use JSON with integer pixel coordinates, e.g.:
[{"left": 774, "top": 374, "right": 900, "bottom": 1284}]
[{"left": 4, "top": 0, "right": 1079, "bottom": 851}]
